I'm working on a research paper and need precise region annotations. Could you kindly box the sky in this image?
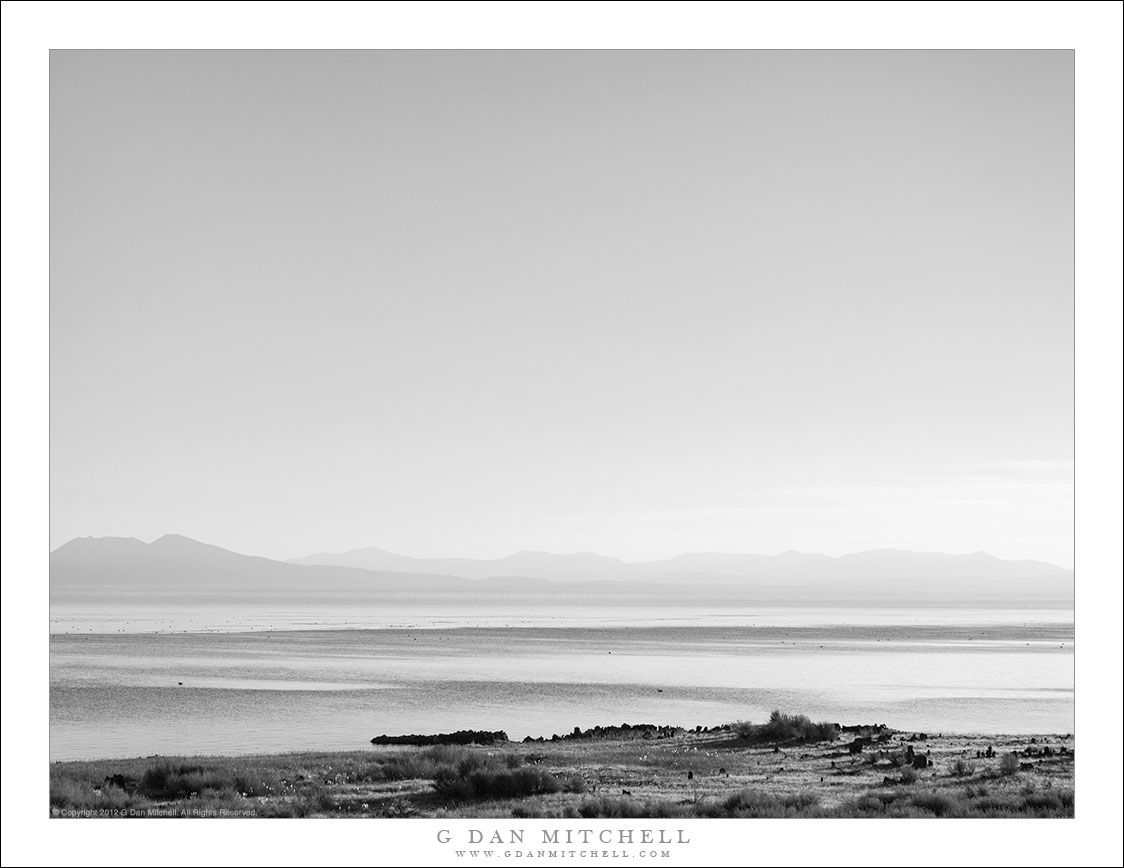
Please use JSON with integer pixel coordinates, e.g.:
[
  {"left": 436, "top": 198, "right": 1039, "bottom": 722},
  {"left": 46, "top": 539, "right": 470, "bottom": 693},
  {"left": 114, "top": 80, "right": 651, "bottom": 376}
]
[{"left": 49, "top": 50, "right": 1074, "bottom": 566}]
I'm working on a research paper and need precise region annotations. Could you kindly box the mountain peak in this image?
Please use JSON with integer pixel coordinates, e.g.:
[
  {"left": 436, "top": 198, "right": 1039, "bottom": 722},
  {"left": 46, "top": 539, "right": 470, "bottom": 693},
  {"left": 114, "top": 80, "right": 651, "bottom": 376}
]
[
  {"left": 50, "top": 535, "right": 146, "bottom": 555},
  {"left": 152, "top": 533, "right": 196, "bottom": 545},
  {"left": 150, "top": 533, "right": 224, "bottom": 550}
]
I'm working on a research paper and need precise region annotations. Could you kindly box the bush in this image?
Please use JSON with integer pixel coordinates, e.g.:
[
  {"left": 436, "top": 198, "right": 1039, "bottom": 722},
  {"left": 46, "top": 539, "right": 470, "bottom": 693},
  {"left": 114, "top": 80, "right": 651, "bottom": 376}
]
[
  {"left": 714, "top": 789, "right": 822, "bottom": 817},
  {"left": 376, "top": 745, "right": 478, "bottom": 782},
  {"left": 950, "top": 758, "right": 975, "bottom": 778},
  {"left": 899, "top": 766, "right": 918, "bottom": 785},
  {"left": 999, "top": 752, "right": 1021, "bottom": 776},
  {"left": 382, "top": 799, "right": 419, "bottom": 818},
  {"left": 558, "top": 773, "right": 587, "bottom": 794},
  {"left": 575, "top": 796, "right": 691, "bottom": 818},
  {"left": 909, "top": 792, "right": 962, "bottom": 817},
  {"left": 138, "top": 762, "right": 209, "bottom": 799},
  {"left": 838, "top": 793, "right": 893, "bottom": 815},
  {"left": 1024, "top": 789, "right": 1074, "bottom": 814},
  {"left": 135, "top": 761, "right": 277, "bottom": 800},
  {"left": 432, "top": 764, "right": 562, "bottom": 802},
  {"left": 730, "top": 711, "right": 839, "bottom": 745}
]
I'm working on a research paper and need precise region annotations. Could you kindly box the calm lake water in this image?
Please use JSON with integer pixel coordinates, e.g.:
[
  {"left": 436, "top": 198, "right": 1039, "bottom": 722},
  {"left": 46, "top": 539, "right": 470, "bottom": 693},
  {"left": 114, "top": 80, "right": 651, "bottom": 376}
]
[{"left": 49, "top": 599, "right": 1074, "bottom": 761}]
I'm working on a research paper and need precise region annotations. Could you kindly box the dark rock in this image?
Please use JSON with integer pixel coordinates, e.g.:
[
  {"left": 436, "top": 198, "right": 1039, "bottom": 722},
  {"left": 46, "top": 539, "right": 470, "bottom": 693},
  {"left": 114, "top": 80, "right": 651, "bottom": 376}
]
[{"left": 369, "top": 729, "right": 509, "bottom": 746}]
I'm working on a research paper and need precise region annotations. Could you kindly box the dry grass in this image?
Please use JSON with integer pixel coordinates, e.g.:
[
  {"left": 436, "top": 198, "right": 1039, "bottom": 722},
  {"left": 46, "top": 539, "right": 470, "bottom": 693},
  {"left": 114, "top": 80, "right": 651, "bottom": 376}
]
[{"left": 50, "top": 725, "right": 1074, "bottom": 819}]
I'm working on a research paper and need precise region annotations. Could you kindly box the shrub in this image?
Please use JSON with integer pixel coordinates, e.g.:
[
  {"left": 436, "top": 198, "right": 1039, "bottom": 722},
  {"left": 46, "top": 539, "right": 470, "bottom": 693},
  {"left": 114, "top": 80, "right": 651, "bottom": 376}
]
[
  {"left": 575, "top": 796, "right": 691, "bottom": 818},
  {"left": 375, "top": 745, "right": 481, "bottom": 782},
  {"left": 135, "top": 761, "right": 277, "bottom": 800},
  {"left": 837, "top": 794, "right": 891, "bottom": 815},
  {"left": 734, "top": 710, "right": 839, "bottom": 744},
  {"left": 382, "top": 799, "right": 419, "bottom": 818},
  {"left": 950, "top": 758, "right": 975, "bottom": 778},
  {"left": 1027, "top": 789, "right": 1074, "bottom": 814},
  {"left": 511, "top": 804, "right": 550, "bottom": 818},
  {"left": 138, "top": 762, "right": 208, "bottom": 799},
  {"left": 999, "top": 752, "right": 1021, "bottom": 776},
  {"left": 432, "top": 764, "right": 562, "bottom": 802},
  {"left": 909, "top": 792, "right": 962, "bottom": 817},
  {"left": 713, "top": 789, "right": 823, "bottom": 817},
  {"left": 378, "top": 755, "right": 447, "bottom": 782},
  {"left": 558, "top": 773, "right": 587, "bottom": 794},
  {"left": 421, "top": 744, "right": 475, "bottom": 766},
  {"left": 898, "top": 766, "right": 918, "bottom": 785}
]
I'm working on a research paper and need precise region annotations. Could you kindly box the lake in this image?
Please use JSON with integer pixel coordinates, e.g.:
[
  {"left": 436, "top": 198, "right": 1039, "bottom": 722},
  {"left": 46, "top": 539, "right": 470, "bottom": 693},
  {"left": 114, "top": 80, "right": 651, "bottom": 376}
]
[{"left": 49, "top": 599, "right": 1074, "bottom": 761}]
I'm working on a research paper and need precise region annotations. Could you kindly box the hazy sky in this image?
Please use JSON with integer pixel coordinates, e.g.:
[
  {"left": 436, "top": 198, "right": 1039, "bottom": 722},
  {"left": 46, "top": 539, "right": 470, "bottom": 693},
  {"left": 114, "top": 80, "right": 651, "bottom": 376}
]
[{"left": 50, "top": 50, "right": 1074, "bottom": 565}]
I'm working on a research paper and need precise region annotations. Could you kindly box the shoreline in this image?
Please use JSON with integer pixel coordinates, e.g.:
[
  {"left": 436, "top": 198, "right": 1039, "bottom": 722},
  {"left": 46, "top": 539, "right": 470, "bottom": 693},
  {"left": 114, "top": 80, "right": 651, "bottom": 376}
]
[
  {"left": 49, "top": 621, "right": 1076, "bottom": 642},
  {"left": 50, "top": 720, "right": 1075, "bottom": 819},
  {"left": 50, "top": 726, "right": 1073, "bottom": 766},
  {"left": 47, "top": 603, "right": 1076, "bottom": 638}
]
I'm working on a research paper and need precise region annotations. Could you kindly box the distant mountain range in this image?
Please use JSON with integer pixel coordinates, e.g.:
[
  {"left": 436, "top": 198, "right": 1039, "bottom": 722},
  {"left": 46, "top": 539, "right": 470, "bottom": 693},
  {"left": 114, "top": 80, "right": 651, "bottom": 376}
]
[
  {"left": 50, "top": 534, "right": 480, "bottom": 593},
  {"left": 50, "top": 534, "right": 1074, "bottom": 605},
  {"left": 290, "top": 545, "right": 1069, "bottom": 586}
]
